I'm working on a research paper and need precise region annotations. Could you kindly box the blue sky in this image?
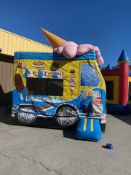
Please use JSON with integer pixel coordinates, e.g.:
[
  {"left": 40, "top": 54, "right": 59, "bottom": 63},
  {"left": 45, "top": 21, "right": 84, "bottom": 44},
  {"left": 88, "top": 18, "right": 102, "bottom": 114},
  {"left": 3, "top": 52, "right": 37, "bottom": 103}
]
[{"left": 0, "top": 0, "right": 131, "bottom": 66}]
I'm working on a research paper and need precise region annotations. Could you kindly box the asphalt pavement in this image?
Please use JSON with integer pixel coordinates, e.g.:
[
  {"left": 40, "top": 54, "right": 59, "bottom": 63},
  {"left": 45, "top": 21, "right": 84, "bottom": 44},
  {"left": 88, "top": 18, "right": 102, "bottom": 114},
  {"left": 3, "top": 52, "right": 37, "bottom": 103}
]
[{"left": 0, "top": 109, "right": 131, "bottom": 175}]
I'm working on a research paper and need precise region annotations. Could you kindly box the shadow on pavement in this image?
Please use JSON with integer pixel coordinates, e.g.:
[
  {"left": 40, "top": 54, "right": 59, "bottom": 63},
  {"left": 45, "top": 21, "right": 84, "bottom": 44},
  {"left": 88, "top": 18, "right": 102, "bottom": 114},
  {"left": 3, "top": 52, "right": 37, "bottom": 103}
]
[
  {"left": 109, "top": 113, "right": 131, "bottom": 126},
  {"left": 0, "top": 108, "right": 77, "bottom": 140},
  {"left": 0, "top": 110, "right": 59, "bottom": 129},
  {"left": 62, "top": 128, "right": 77, "bottom": 140}
]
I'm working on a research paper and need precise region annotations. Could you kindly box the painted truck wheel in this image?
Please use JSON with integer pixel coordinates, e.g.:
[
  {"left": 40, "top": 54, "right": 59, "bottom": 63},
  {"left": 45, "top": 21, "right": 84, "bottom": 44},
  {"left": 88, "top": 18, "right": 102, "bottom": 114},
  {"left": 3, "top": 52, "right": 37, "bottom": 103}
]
[
  {"left": 17, "top": 106, "right": 37, "bottom": 124},
  {"left": 17, "top": 112, "right": 36, "bottom": 125},
  {"left": 56, "top": 105, "right": 79, "bottom": 127}
]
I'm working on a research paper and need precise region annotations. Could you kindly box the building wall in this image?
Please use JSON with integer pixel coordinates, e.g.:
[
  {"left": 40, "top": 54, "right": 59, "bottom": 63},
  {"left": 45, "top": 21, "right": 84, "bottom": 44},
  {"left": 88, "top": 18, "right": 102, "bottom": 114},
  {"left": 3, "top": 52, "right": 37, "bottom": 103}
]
[
  {"left": 0, "top": 28, "right": 53, "bottom": 93},
  {"left": 0, "top": 28, "right": 53, "bottom": 55},
  {"left": 0, "top": 61, "right": 13, "bottom": 93}
]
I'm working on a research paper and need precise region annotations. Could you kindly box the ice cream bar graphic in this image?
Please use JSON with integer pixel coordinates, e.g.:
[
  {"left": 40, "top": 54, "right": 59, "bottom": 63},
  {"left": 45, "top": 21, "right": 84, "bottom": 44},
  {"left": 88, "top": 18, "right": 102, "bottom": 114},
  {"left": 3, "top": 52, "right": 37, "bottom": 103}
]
[{"left": 41, "top": 28, "right": 66, "bottom": 48}]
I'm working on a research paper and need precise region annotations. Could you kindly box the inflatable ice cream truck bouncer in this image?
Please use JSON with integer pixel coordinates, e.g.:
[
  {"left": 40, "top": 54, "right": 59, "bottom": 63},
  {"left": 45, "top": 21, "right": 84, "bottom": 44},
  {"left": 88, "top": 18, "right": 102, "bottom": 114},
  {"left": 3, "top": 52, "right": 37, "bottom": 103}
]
[
  {"left": 11, "top": 51, "right": 106, "bottom": 134},
  {"left": 11, "top": 28, "right": 106, "bottom": 141}
]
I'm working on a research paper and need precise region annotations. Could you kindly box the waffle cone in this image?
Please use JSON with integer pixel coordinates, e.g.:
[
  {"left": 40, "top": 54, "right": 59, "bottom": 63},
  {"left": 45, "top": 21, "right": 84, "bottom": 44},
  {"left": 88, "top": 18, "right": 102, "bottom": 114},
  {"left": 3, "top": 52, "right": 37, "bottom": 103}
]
[{"left": 41, "top": 28, "right": 66, "bottom": 48}]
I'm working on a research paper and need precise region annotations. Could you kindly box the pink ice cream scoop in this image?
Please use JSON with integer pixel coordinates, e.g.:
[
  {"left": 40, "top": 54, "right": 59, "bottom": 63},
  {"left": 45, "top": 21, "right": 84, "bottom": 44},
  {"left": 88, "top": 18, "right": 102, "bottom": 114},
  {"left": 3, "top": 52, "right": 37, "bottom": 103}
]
[{"left": 54, "top": 41, "right": 104, "bottom": 64}]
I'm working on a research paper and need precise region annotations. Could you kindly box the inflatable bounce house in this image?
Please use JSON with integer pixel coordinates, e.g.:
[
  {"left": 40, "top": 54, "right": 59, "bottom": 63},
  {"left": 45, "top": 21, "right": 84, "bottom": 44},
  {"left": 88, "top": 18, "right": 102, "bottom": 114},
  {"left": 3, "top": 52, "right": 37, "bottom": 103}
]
[
  {"left": 101, "top": 49, "right": 131, "bottom": 114},
  {"left": 11, "top": 29, "right": 107, "bottom": 141}
]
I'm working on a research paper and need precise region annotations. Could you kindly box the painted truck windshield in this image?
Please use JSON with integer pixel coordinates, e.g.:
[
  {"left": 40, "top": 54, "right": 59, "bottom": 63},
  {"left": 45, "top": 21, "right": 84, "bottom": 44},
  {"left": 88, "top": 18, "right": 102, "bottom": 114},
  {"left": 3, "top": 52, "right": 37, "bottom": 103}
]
[{"left": 81, "top": 63, "right": 100, "bottom": 86}]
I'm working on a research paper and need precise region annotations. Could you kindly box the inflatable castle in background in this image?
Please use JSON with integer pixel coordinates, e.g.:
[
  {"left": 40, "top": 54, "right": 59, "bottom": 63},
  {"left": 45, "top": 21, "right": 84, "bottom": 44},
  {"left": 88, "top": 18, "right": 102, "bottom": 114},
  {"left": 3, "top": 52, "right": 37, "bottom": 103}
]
[{"left": 101, "top": 49, "right": 131, "bottom": 114}]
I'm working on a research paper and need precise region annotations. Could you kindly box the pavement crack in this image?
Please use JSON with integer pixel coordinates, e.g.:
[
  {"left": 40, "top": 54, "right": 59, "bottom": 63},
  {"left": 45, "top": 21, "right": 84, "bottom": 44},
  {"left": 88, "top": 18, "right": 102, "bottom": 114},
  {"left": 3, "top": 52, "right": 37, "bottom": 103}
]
[
  {"left": 0, "top": 152, "right": 10, "bottom": 159},
  {"left": 18, "top": 153, "right": 62, "bottom": 175}
]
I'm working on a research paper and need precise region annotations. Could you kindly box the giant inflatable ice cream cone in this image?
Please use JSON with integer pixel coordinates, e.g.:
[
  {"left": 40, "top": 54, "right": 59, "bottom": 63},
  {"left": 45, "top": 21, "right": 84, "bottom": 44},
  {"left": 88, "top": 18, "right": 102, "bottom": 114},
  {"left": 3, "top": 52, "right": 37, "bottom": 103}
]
[
  {"left": 41, "top": 28, "right": 104, "bottom": 64},
  {"left": 41, "top": 28, "right": 66, "bottom": 48}
]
